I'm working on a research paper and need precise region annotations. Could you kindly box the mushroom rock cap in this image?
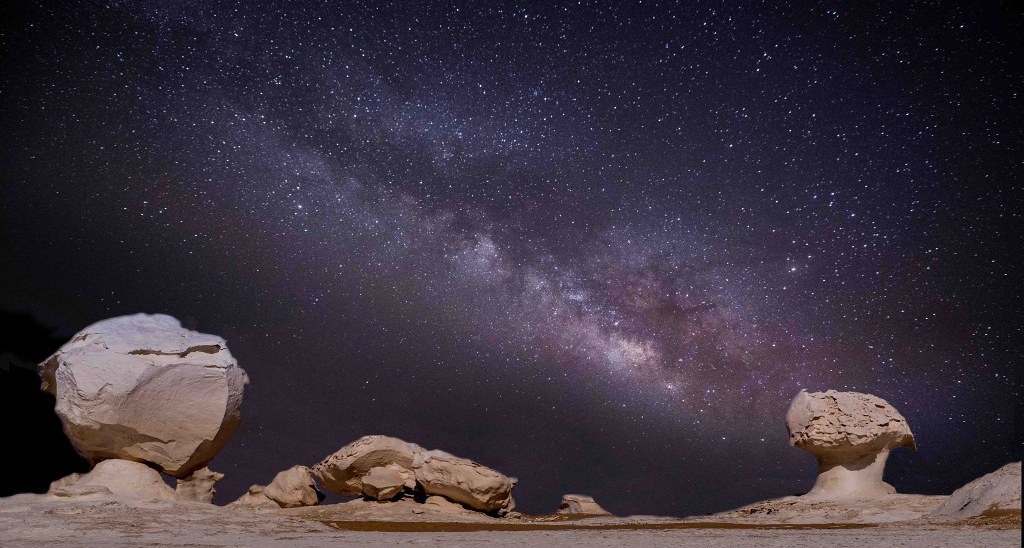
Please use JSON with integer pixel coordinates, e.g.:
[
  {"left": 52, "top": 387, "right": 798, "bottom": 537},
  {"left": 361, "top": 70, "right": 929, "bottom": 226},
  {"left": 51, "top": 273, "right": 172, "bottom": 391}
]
[
  {"left": 39, "top": 313, "right": 249, "bottom": 478},
  {"left": 786, "top": 389, "right": 915, "bottom": 456}
]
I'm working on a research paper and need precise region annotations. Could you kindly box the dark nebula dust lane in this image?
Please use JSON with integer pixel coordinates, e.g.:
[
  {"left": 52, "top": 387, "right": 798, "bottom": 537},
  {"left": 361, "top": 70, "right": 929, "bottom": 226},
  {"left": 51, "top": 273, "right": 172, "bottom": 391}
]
[{"left": 0, "top": 1, "right": 1020, "bottom": 515}]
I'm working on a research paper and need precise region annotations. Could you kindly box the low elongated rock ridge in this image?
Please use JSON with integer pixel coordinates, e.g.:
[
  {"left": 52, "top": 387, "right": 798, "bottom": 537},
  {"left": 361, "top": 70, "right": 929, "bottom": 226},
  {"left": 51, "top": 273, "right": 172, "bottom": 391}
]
[
  {"left": 929, "top": 462, "right": 1021, "bottom": 519},
  {"left": 786, "top": 389, "right": 915, "bottom": 499},
  {"left": 314, "top": 435, "right": 517, "bottom": 514},
  {"left": 39, "top": 313, "right": 249, "bottom": 478}
]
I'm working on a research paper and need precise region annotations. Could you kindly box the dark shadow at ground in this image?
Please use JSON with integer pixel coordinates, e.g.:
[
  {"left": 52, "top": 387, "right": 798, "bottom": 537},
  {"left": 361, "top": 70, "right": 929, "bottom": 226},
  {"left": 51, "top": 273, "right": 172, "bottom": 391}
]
[{"left": 0, "top": 310, "right": 90, "bottom": 496}]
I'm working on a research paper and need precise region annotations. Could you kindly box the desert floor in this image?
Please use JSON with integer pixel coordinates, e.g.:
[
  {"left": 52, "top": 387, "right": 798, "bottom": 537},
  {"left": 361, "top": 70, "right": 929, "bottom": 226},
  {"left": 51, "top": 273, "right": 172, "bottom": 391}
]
[{"left": 0, "top": 494, "right": 1019, "bottom": 547}]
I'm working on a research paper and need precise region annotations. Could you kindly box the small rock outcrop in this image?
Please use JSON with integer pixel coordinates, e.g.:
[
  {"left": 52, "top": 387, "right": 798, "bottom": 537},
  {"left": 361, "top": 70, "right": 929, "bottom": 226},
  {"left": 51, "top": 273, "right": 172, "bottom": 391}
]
[
  {"left": 424, "top": 495, "right": 466, "bottom": 513},
  {"left": 557, "top": 494, "right": 611, "bottom": 515},
  {"left": 786, "top": 389, "right": 915, "bottom": 499},
  {"left": 227, "top": 485, "right": 281, "bottom": 510},
  {"left": 263, "top": 466, "right": 324, "bottom": 508},
  {"left": 38, "top": 314, "right": 249, "bottom": 478},
  {"left": 929, "top": 462, "right": 1021, "bottom": 519},
  {"left": 313, "top": 435, "right": 517, "bottom": 514},
  {"left": 228, "top": 466, "right": 323, "bottom": 509},
  {"left": 48, "top": 473, "right": 82, "bottom": 493},
  {"left": 175, "top": 467, "right": 224, "bottom": 503},
  {"left": 49, "top": 459, "right": 176, "bottom": 501}
]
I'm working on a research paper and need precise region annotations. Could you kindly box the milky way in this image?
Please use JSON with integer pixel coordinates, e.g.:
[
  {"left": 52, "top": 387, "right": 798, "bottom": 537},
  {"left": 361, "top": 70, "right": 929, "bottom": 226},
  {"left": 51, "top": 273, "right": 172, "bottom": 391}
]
[{"left": 1, "top": 1, "right": 1019, "bottom": 514}]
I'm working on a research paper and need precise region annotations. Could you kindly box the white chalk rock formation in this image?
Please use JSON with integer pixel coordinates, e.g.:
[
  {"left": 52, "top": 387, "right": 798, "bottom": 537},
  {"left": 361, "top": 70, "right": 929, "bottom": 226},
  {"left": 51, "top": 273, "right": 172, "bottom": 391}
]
[
  {"left": 557, "top": 494, "right": 612, "bottom": 515},
  {"left": 929, "top": 462, "right": 1021, "bottom": 519},
  {"left": 313, "top": 435, "right": 421, "bottom": 496},
  {"left": 39, "top": 313, "right": 249, "bottom": 478},
  {"left": 49, "top": 459, "right": 176, "bottom": 501},
  {"left": 424, "top": 495, "right": 466, "bottom": 513},
  {"left": 361, "top": 466, "right": 406, "bottom": 501},
  {"left": 48, "top": 473, "right": 82, "bottom": 493},
  {"left": 414, "top": 450, "right": 517, "bottom": 513},
  {"left": 263, "top": 465, "right": 323, "bottom": 508},
  {"left": 227, "top": 485, "right": 280, "bottom": 510},
  {"left": 175, "top": 467, "right": 224, "bottom": 503},
  {"left": 786, "top": 390, "right": 915, "bottom": 499},
  {"left": 314, "top": 435, "right": 517, "bottom": 514}
]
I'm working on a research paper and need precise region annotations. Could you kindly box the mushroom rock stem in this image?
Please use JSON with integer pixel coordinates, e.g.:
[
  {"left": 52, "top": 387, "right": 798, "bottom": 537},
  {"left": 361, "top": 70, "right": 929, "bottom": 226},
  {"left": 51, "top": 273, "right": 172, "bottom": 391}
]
[
  {"left": 811, "top": 448, "right": 895, "bottom": 498},
  {"left": 786, "top": 389, "right": 915, "bottom": 499}
]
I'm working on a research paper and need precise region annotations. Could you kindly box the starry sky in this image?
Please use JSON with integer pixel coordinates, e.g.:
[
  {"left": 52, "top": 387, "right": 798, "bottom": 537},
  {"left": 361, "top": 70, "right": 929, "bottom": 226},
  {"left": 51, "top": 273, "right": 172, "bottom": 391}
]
[{"left": 0, "top": 1, "right": 1020, "bottom": 515}]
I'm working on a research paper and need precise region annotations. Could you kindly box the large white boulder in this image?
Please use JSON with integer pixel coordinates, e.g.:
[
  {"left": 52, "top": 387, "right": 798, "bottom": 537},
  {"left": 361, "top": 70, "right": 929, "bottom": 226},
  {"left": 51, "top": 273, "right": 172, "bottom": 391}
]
[
  {"left": 39, "top": 314, "right": 249, "bottom": 478},
  {"left": 786, "top": 389, "right": 915, "bottom": 499},
  {"left": 930, "top": 462, "right": 1021, "bottom": 519}
]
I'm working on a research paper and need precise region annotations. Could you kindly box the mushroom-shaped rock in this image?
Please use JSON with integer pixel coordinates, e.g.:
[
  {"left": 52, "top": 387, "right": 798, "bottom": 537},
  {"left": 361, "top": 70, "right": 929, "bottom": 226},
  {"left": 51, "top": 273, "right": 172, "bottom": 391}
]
[
  {"left": 361, "top": 466, "right": 406, "bottom": 501},
  {"left": 313, "top": 435, "right": 423, "bottom": 496},
  {"left": 557, "top": 494, "right": 612, "bottom": 515},
  {"left": 786, "top": 389, "right": 915, "bottom": 499},
  {"left": 413, "top": 450, "right": 517, "bottom": 514},
  {"left": 38, "top": 314, "right": 249, "bottom": 478},
  {"left": 263, "top": 465, "right": 324, "bottom": 508},
  {"left": 50, "top": 459, "right": 177, "bottom": 501},
  {"left": 929, "top": 462, "right": 1021, "bottom": 519},
  {"left": 175, "top": 467, "right": 224, "bottom": 503}
]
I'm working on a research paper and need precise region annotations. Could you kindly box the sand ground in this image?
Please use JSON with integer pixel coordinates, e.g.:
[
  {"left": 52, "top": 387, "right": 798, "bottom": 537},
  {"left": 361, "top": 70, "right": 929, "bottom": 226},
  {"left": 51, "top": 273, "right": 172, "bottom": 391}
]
[{"left": 0, "top": 494, "right": 1018, "bottom": 547}]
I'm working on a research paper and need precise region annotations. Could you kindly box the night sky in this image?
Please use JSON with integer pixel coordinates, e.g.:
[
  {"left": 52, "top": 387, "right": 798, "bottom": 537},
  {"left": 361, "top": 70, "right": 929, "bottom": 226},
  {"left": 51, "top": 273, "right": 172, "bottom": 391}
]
[{"left": 1, "top": 1, "right": 1020, "bottom": 516}]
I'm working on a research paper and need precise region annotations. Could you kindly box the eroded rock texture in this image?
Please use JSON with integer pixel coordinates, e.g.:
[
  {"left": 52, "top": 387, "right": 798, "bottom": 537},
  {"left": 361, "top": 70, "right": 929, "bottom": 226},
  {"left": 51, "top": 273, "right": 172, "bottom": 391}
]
[
  {"left": 786, "top": 389, "right": 915, "bottom": 499},
  {"left": 48, "top": 459, "right": 176, "bottom": 501},
  {"left": 39, "top": 314, "right": 248, "bottom": 478},
  {"left": 175, "top": 467, "right": 224, "bottom": 503},
  {"left": 930, "top": 462, "right": 1021, "bottom": 519},
  {"left": 263, "top": 465, "right": 324, "bottom": 508},
  {"left": 557, "top": 494, "right": 611, "bottom": 515},
  {"left": 314, "top": 435, "right": 517, "bottom": 514}
]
